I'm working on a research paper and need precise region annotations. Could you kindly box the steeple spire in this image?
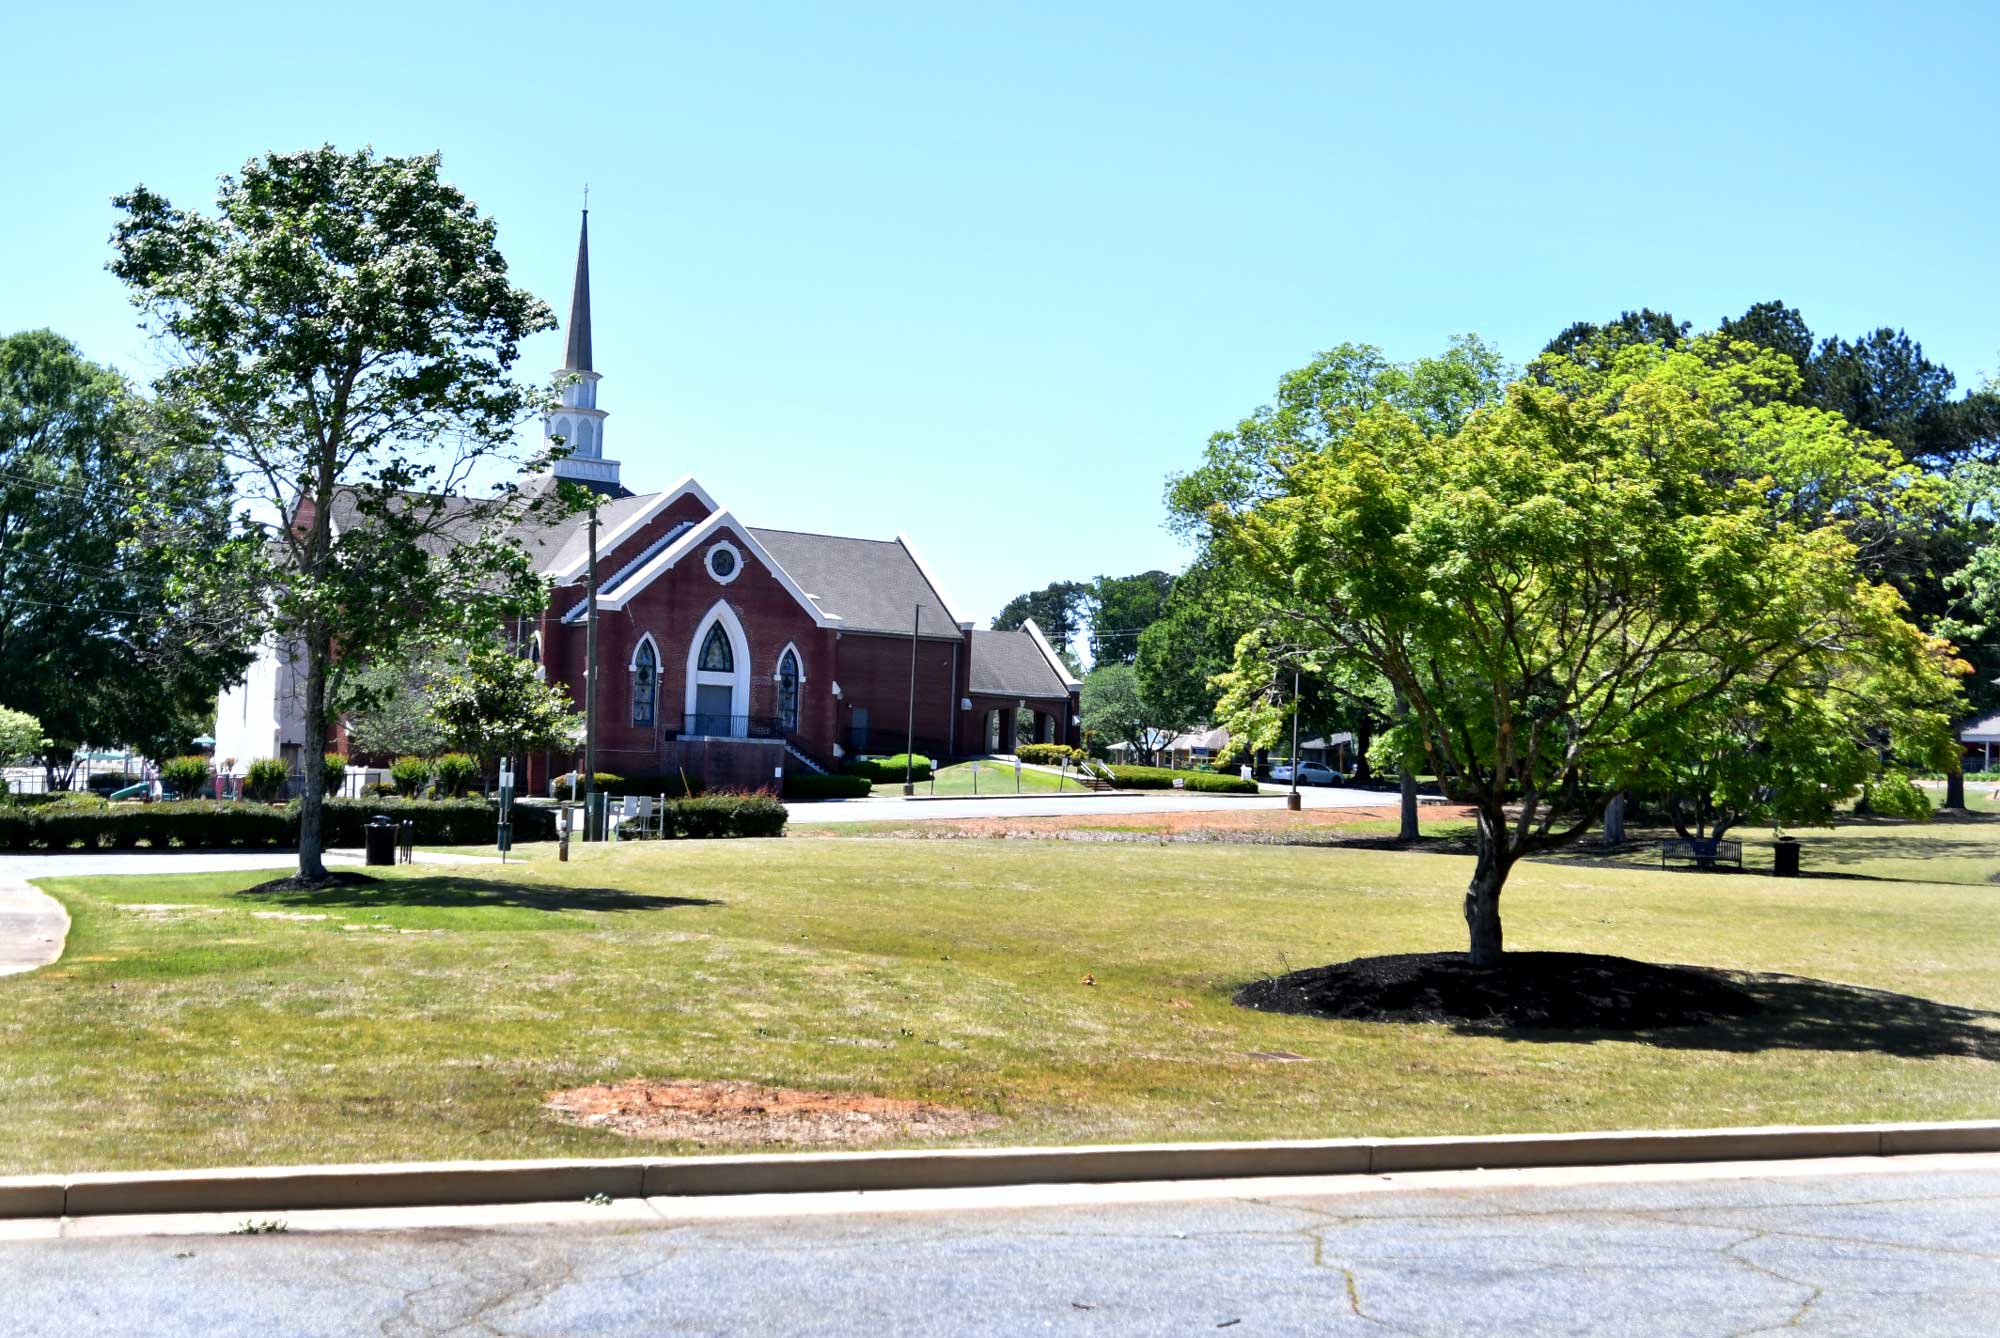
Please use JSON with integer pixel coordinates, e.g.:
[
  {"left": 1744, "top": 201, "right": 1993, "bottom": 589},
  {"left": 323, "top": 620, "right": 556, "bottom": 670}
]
[
  {"left": 546, "top": 204, "right": 623, "bottom": 494},
  {"left": 563, "top": 208, "right": 593, "bottom": 372}
]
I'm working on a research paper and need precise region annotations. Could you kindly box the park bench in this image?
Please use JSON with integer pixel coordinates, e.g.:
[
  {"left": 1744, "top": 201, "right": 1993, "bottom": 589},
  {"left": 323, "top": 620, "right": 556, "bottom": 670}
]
[{"left": 1659, "top": 837, "right": 1743, "bottom": 871}]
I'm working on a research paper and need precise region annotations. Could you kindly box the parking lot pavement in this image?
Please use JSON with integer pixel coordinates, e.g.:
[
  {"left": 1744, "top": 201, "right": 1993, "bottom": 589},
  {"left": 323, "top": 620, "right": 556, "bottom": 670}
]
[{"left": 5, "top": 1155, "right": 1997, "bottom": 1336}]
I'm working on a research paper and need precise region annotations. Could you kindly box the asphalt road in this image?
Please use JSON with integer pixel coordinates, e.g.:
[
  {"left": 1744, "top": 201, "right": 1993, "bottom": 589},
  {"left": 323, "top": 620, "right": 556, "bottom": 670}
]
[{"left": 5, "top": 1157, "right": 1995, "bottom": 1336}]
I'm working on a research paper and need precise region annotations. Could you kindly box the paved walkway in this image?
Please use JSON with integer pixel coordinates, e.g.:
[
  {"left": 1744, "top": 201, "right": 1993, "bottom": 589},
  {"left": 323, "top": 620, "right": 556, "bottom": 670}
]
[
  {"left": 0, "top": 873, "right": 67, "bottom": 977},
  {"left": 3, "top": 1154, "right": 1995, "bottom": 1334}
]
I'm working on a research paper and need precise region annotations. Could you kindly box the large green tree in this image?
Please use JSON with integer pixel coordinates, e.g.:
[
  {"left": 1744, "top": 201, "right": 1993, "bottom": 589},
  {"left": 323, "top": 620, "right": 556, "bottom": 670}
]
[
  {"left": 993, "top": 580, "right": 1092, "bottom": 654},
  {"left": 0, "top": 329, "right": 250, "bottom": 784},
  {"left": 1086, "top": 570, "right": 1173, "bottom": 664},
  {"left": 112, "top": 147, "right": 566, "bottom": 880},
  {"left": 1201, "top": 335, "right": 1961, "bottom": 964},
  {"left": 1080, "top": 662, "right": 1160, "bottom": 763},
  {"left": 426, "top": 638, "right": 581, "bottom": 777}
]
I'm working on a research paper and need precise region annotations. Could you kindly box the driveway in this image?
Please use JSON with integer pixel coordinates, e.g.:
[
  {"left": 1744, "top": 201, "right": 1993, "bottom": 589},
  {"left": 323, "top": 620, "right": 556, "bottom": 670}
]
[
  {"left": 4, "top": 1154, "right": 1995, "bottom": 1334},
  {"left": 785, "top": 784, "right": 1409, "bottom": 824}
]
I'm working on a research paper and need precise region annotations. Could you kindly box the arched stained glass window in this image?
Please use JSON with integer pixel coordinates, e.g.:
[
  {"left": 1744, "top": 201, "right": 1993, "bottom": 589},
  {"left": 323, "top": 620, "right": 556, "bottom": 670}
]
[
  {"left": 632, "top": 638, "right": 658, "bottom": 727},
  {"left": 777, "top": 649, "right": 801, "bottom": 733},
  {"left": 698, "top": 623, "right": 734, "bottom": 673}
]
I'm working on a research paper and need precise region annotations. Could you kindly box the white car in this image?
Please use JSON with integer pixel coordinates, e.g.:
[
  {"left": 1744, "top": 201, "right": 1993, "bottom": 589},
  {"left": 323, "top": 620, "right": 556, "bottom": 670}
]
[{"left": 1270, "top": 761, "right": 1339, "bottom": 786}]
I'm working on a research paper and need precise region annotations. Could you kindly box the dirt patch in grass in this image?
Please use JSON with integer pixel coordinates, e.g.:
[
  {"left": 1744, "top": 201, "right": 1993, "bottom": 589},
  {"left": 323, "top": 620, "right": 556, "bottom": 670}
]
[
  {"left": 1237, "top": 951, "right": 1763, "bottom": 1030},
  {"left": 545, "top": 1078, "right": 1006, "bottom": 1147},
  {"left": 802, "top": 803, "right": 1476, "bottom": 844}
]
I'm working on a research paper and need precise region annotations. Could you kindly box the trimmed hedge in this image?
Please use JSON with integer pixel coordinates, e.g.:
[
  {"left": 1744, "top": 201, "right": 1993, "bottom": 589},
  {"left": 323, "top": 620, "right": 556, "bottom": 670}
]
[
  {"left": 312, "top": 798, "right": 557, "bottom": 846},
  {"left": 843, "top": 754, "right": 933, "bottom": 783},
  {"left": 784, "top": 773, "right": 872, "bottom": 800},
  {"left": 552, "top": 772, "right": 624, "bottom": 801},
  {"left": 0, "top": 801, "right": 292, "bottom": 852},
  {"left": 656, "top": 793, "right": 787, "bottom": 838},
  {"left": 1018, "top": 743, "right": 1085, "bottom": 766},
  {"left": 0, "top": 797, "right": 557, "bottom": 851},
  {"left": 1106, "top": 764, "right": 1259, "bottom": 795}
]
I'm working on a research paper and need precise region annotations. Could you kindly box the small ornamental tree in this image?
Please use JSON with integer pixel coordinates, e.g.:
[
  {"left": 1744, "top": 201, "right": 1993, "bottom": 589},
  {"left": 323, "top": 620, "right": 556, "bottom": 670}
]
[
  {"left": 243, "top": 758, "right": 289, "bottom": 802},
  {"left": 0, "top": 708, "right": 44, "bottom": 766},
  {"left": 1199, "top": 335, "right": 1965, "bottom": 964},
  {"left": 111, "top": 147, "right": 571, "bottom": 883},
  {"left": 426, "top": 639, "right": 582, "bottom": 779}
]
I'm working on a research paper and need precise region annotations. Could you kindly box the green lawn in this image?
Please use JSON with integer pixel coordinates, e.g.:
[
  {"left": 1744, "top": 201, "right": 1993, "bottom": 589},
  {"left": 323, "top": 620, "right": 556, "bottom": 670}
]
[
  {"left": 917, "top": 757, "right": 1084, "bottom": 796},
  {"left": 3, "top": 832, "right": 1998, "bottom": 1174}
]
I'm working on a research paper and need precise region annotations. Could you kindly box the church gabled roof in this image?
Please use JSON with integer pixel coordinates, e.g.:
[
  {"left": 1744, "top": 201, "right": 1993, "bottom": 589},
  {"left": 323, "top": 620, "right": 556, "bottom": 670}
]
[
  {"left": 966, "top": 627, "right": 1072, "bottom": 699},
  {"left": 563, "top": 211, "right": 593, "bottom": 372},
  {"left": 747, "top": 529, "right": 962, "bottom": 638}
]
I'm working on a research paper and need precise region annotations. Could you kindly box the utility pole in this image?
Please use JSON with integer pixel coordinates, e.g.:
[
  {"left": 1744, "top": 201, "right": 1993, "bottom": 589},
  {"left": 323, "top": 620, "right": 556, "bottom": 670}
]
[
  {"left": 1287, "top": 668, "right": 1302, "bottom": 812},
  {"left": 583, "top": 499, "right": 600, "bottom": 839},
  {"left": 903, "top": 604, "right": 920, "bottom": 795}
]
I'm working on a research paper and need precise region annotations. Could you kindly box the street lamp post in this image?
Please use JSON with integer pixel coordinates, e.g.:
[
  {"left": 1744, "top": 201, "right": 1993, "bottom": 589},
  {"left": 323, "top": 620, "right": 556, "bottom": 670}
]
[{"left": 1286, "top": 669, "right": 1302, "bottom": 812}]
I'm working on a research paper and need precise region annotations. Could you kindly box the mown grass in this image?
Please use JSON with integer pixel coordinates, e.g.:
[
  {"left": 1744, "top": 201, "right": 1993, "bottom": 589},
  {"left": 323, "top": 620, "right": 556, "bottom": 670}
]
[
  {"left": 3, "top": 831, "right": 1997, "bottom": 1174},
  {"left": 918, "top": 758, "right": 1081, "bottom": 796}
]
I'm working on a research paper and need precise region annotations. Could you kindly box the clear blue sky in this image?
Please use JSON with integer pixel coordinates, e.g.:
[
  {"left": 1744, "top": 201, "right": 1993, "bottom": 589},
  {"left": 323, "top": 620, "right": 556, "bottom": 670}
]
[{"left": 3, "top": 1, "right": 1995, "bottom": 628}]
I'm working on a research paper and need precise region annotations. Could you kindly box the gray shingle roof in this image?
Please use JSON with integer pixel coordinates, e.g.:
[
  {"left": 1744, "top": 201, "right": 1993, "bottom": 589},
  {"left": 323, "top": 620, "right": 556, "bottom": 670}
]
[
  {"left": 967, "top": 629, "right": 1070, "bottom": 700},
  {"left": 747, "top": 529, "right": 960, "bottom": 638}
]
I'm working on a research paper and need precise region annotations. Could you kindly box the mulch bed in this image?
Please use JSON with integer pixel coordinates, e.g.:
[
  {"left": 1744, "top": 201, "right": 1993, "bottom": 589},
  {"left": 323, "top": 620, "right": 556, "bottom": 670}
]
[
  {"left": 1236, "top": 951, "right": 1763, "bottom": 1030},
  {"left": 241, "top": 870, "right": 378, "bottom": 895},
  {"left": 545, "top": 1078, "right": 1006, "bottom": 1147}
]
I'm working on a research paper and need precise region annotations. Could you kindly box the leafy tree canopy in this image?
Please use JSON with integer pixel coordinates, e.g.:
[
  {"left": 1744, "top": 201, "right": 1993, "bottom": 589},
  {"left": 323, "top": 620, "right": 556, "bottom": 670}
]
[
  {"left": 111, "top": 147, "right": 568, "bottom": 878},
  {"left": 1079, "top": 662, "right": 1161, "bottom": 763},
  {"left": 0, "top": 707, "right": 45, "bottom": 765},
  {"left": 1204, "top": 333, "right": 1963, "bottom": 963},
  {"left": 426, "top": 638, "right": 581, "bottom": 768},
  {"left": 0, "top": 329, "right": 251, "bottom": 781}
]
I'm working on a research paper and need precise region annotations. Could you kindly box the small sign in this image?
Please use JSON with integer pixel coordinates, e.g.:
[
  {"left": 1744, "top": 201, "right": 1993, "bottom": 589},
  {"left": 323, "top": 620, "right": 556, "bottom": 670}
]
[{"left": 1173, "top": 777, "right": 1185, "bottom": 790}]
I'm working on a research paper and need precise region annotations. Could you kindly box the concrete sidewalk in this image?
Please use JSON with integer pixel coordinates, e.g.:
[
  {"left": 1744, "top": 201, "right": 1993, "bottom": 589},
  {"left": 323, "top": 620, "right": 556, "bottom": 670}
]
[
  {"left": 784, "top": 785, "right": 1408, "bottom": 824},
  {"left": 0, "top": 874, "right": 66, "bottom": 977}
]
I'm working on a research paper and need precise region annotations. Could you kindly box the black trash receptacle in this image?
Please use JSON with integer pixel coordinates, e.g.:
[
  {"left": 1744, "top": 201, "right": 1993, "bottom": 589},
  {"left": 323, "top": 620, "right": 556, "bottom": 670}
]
[
  {"left": 1773, "top": 837, "right": 1801, "bottom": 878},
  {"left": 364, "top": 815, "right": 396, "bottom": 866}
]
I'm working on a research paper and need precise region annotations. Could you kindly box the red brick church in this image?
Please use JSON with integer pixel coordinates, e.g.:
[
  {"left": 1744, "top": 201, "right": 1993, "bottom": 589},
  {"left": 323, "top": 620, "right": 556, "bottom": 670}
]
[{"left": 510, "top": 214, "right": 1080, "bottom": 791}]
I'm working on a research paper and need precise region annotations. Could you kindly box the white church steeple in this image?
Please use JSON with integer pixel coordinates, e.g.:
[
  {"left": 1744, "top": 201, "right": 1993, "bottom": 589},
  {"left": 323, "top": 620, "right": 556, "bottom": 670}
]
[{"left": 547, "top": 208, "right": 622, "bottom": 492}]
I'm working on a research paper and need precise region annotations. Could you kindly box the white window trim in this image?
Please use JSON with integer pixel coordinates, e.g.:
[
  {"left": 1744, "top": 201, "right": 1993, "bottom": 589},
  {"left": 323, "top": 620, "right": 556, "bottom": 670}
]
[
  {"left": 706, "top": 539, "right": 743, "bottom": 585},
  {"left": 628, "top": 631, "right": 662, "bottom": 673},
  {"left": 629, "top": 632, "right": 662, "bottom": 727},
  {"left": 684, "top": 601, "right": 751, "bottom": 738},
  {"left": 771, "top": 641, "right": 807, "bottom": 684}
]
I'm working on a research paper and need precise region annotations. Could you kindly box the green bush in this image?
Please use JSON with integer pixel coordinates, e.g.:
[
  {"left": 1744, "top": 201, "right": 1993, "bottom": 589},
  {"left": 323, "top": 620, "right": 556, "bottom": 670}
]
[
  {"left": 1018, "top": 743, "right": 1085, "bottom": 766},
  {"left": 0, "top": 800, "right": 293, "bottom": 852},
  {"left": 309, "top": 798, "right": 558, "bottom": 846},
  {"left": 361, "top": 781, "right": 399, "bottom": 798},
  {"left": 1105, "top": 764, "right": 1259, "bottom": 795},
  {"left": 843, "top": 754, "right": 933, "bottom": 783},
  {"left": 321, "top": 753, "right": 348, "bottom": 795},
  {"left": 432, "top": 752, "right": 480, "bottom": 797},
  {"left": 784, "top": 772, "right": 872, "bottom": 800},
  {"left": 159, "top": 755, "right": 213, "bottom": 799},
  {"left": 1865, "top": 772, "right": 1933, "bottom": 821},
  {"left": 657, "top": 793, "right": 787, "bottom": 839},
  {"left": 601, "top": 773, "right": 701, "bottom": 799},
  {"left": 390, "top": 756, "right": 431, "bottom": 797},
  {"left": 552, "top": 772, "right": 624, "bottom": 801},
  {"left": 244, "top": 758, "right": 290, "bottom": 803}
]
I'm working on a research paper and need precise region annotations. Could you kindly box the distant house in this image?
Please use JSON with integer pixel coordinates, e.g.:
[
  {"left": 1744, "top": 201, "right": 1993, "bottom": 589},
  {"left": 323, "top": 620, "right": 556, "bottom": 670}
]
[{"left": 1961, "top": 712, "right": 2000, "bottom": 771}]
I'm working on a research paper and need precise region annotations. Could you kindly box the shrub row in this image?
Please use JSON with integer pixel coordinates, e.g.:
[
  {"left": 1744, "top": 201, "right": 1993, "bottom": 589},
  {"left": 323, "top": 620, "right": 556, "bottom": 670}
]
[
  {"left": 843, "top": 754, "right": 933, "bottom": 783},
  {"left": 653, "top": 793, "right": 788, "bottom": 838},
  {"left": 0, "top": 798, "right": 557, "bottom": 851},
  {"left": 1105, "top": 764, "right": 1260, "bottom": 795},
  {"left": 1017, "top": 743, "right": 1086, "bottom": 766},
  {"left": 783, "top": 773, "right": 872, "bottom": 800},
  {"left": 0, "top": 801, "right": 293, "bottom": 851}
]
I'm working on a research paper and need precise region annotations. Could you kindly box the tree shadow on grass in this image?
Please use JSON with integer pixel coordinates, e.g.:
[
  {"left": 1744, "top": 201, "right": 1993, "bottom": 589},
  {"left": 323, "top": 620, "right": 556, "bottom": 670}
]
[
  {"left": 1488, "top": 971, "right": 2000, "bottom": 1061},
  {"left": 236, "top": 874, "right": 719, "bottom": 914}
]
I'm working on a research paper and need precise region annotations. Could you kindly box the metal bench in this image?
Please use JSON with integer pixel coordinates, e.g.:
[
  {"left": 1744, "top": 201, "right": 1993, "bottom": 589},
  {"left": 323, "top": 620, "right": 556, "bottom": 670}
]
[{"left": 1660, "top": 838, "right": 1743, "bottom": 871}]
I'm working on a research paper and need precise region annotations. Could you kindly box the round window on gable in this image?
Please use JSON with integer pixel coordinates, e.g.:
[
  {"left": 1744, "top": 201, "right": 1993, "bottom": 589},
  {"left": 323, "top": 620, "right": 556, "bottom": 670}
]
[{"left": 706, "top": 541, "right": 742, "bottom": 585}]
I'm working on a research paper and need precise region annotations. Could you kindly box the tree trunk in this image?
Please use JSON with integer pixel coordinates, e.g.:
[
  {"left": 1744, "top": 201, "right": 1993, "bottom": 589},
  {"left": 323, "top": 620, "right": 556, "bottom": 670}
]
[
  {"left": 1944, "top": 764, "right": 1966, "bottom": 812},
  {"left": 1398, "top": 767, "right": 1419, "bottom": 842},
  {"left": 1351, "top": 720, "right": 1374, "bottom": 784},
  {"left": 297, "top": 634, "right": 330, "bottom": 881},
  {"left": 1464, "top": 826, "right": 1506, "bottom": 966},
  {"left": 1601, "top": 791, "right": 1626, "bottom": 845}
]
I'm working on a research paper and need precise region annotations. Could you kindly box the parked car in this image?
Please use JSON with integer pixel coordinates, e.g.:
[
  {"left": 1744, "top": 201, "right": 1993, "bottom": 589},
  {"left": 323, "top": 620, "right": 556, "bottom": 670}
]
[{"left": 1270, "top": 761, "right": 1340, "bottom": 786}]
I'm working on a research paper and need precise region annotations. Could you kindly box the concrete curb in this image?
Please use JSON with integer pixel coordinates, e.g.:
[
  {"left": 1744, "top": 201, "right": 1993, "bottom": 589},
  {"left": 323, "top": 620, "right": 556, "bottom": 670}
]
[{"left": 6, "top": 1120, "right": 1999, "bottom": 1220}]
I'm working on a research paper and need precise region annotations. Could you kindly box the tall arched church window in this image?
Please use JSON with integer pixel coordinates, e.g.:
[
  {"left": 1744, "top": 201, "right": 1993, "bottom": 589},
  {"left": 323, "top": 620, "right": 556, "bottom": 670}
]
[
  {"left": 632, "top": 638, "right": 658, "bottom": 727},
  {"left": 777, "top": 649, "right": 801, "bottom": 733},
  {"left": 699, "top": 623, "right": 734, "bottom": 673}
]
